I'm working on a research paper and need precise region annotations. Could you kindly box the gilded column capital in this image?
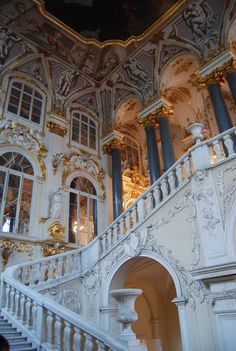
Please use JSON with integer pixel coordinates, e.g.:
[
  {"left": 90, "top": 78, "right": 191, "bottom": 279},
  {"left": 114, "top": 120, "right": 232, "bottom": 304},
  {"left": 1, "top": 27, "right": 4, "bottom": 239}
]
[
  {"left": 102, "top": 130, "right": 125, "bottom": 155},
  {"left": 198, "top": 50, "right": 236, "bottom": 88},
  {"left": 138, "top": 104, "right": 173, "bottom": 127}
]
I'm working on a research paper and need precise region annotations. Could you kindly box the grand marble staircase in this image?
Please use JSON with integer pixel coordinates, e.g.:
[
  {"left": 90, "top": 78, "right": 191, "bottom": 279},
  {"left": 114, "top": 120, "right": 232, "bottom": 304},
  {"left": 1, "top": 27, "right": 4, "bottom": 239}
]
[
  {"left": 0, "top": 315, "right": 38, "bottom": 350},
  {"left": 0, "top": 126, "right": 236, "bottom": 351}
]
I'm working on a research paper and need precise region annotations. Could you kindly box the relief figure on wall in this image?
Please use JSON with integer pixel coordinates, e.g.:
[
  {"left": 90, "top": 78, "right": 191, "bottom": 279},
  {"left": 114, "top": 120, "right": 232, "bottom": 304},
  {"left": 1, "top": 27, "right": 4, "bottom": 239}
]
[{"left": 50, "top": 188, "right": 63, "bottom": 219}]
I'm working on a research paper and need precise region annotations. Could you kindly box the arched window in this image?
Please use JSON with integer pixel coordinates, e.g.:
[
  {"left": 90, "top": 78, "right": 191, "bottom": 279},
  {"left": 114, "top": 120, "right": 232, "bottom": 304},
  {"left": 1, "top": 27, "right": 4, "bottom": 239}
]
[
  {"left": 71, "top": 112, "right": 97, "bottom": 151},
  {"left": 0, "top": 152, "right": 34, "bottom": 235},
  {"left": 121, "top": 136, "right": 141, "bottom": 171},
  {"left": 68, "top": 176, "right": 98, "bottom": 245},
  {"left": 7, "top": 81, "right": 44, "bottom": 124}
]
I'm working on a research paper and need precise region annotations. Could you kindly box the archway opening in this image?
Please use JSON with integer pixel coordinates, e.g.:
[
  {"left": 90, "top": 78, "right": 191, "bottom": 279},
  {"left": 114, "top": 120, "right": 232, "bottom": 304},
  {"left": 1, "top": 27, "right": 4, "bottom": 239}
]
[{"left": 109, "top": 257, "right": 182, "bottom": 351}]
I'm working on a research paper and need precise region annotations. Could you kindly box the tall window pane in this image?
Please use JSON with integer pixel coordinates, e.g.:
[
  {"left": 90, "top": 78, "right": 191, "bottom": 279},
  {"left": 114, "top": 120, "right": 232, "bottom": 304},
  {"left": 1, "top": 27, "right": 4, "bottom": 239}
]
[
  {"left": 69, "top": 177, "right": 98, "bottom": 246},
  {"left": 71, "top": 112, "right": 97, "bottom": 151},
  {"left": 7, "top": 81, "right": 43, "bottom": 125},
  {"left": 0, "top": 152, "right": 34, "bottom": 235}
]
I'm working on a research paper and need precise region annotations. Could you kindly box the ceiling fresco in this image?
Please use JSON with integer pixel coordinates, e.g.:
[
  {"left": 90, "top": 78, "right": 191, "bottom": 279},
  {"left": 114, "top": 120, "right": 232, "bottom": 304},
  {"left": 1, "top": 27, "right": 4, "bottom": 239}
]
[{"left": 44, "top": 0, "right": 178, "bottom": 42}]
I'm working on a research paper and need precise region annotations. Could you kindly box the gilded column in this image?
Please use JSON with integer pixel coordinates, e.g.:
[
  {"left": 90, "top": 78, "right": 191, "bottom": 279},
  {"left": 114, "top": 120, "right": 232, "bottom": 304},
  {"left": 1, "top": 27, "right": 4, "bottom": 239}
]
[
  {"left": 155, "top": 105, "right": 175, "bottom": 171},
  {"left": 139, "top": 117, "right": 161, "bottom": 184},
  {"left": 199, "top": 52, "right": 234, "bottom": 133},
  {"left": 225, "top": 59, "right": 236, "bottom": 105},
  {"left": 103, "top": 131, "right": 124, "bottom": 220}
]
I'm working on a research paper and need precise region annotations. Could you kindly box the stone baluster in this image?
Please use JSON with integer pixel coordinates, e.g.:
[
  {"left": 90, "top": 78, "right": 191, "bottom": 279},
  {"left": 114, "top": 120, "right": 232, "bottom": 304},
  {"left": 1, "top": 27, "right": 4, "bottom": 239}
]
[
  {"left": 10, "top": 286, "right": 15, "bottom": 313},
  {"left": 73, "top": 326, "right": 82, "bottom": 350},
  {"left": 107, "top": 228, "right": 112, "bottom": 248},
  {"left": 153, "top": 183, "right": 161, "bottom": 207},
  {"left": 25, "top": 297, "right": 32, "bottom": 329},
  {"left": 19, "top": 293, "right": 26, "bottom": 323},
  {"left": 97, "top": 340, "right": 107, "bottom": 351},
  {"left": 48, "top": 260, "right": 55, "bottom": 281},
  {"left": 5, "top": 284, "right": 10, "bottom": 310},
  {"left": 137, "top": 197, "right": 146, "bottom": 221},
  {"left": 31, "top": 301, "right": 37, "bottom": 333},
  {"left": 113, "top": 223, "right": 119, "bottom": 243},
  {"left": 223, "top": 134, "right": 235, "bottom": 155},
  {"left": 47, "top": 310, "right": 55, "bottom": 347},
  {"left": 101, "top": 234, "right": 107, "bottom": 254},
  {"left": 14, "top": 289, "right": 21, "bottom": 318},
  {"left": 125, "top": 211, "right": 132, "bottom": 232},
  {"left": 64, "top": 320, "right": 72, "bottom": 350},
  {"left": 183, "top": 157, "right": 191, "bottom": 178},
  {"left": 146, "top": 191, "right": 154, "bottom": 213},
  {"left": 212, "top": 140, "right": 224, "bottom": 161},
  {"left": 160, "top": 178, "right": 168, "bottom": 199},
  {"left": 29, "top": 264, "right": 36, "bottom": 285},
  {"left": 168, "top": 171, "right": 176, "bottom": 193},
  {"left": 175, "top": 164, "right": 183, "bottom": 185},
  {"left": 84, "top": 333, "right": 94, "bottom": 351},
  {"left": 55, "top": 315, "right": 63, "bottom": 349},
  {"left": 57, "top": 257, "right": 63, "bottom": 278},
  {"left": 73, "top": 252, "right": 80, "bottom": 272},
  {"left": 65, "top": 256, "right": 71, "bottom": 275},
  {"left": 131, "top": 204, "right": 138, "bottom": 226}
]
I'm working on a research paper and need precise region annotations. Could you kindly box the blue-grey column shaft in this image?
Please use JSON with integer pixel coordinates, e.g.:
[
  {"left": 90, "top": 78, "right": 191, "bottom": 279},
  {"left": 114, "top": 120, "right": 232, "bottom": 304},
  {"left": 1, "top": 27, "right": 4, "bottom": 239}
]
[
  {"left": 159, "top": 116, "right": 175, "bottom": 171},
  {"left": 208, "top": 83, "right": 233, "bottom": 133},
  {"left": 111, "top": 148, "right": 123, "bottom": 219},
  {"left": 145, "top": 124, "right": 161, "bottom": 184},
  {"left": 226, "top": 71, "right": 236, "bottom": 105}
]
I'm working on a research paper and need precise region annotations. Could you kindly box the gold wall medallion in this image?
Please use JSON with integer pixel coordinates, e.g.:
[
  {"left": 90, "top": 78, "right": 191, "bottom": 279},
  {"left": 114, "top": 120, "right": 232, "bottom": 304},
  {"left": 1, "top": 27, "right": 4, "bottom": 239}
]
[{"left": 48, "top": 221, "right": 65, "bottom": 242}]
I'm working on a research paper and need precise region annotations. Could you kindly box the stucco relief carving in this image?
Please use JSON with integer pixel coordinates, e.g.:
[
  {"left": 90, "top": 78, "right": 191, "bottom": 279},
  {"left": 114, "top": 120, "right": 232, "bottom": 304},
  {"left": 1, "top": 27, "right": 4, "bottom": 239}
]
[
  {"left": 205, "top": 289, "right": 236, "bottom": 305},
  {"left": 216, "top": 165, "right": 236, "bottom": 226},
  {"left": 48, "top": 287, "right": 81, "bottom": 313},
  {"left": 49, "top": 188, "right": 63, "bottom": 220},
  {"left": 122, "top": 58, "right": 152, "bottom": 101},
  {"left": 81, "top": 268, "right": 101, "bottom": 313},
  {"left": 62, "top": 153, "right": 105, "bottom": 196},
  {"left": 183, "top": 1, "right": 219, "bottom": 57},
  {"left": 56, "top": 69, "right": 79, "bottom": 112},
  {"left": 144, "top": 233, "right": 204, "bottom": 310},
  {"left": 192, "top": 170, "right": 226, "bottom": 260},
  {"left": 0, "top": 27, "right": 21, "bottom": 65},
  {"left": 0, "top": 118, "right": 47, "bottom": 178}
]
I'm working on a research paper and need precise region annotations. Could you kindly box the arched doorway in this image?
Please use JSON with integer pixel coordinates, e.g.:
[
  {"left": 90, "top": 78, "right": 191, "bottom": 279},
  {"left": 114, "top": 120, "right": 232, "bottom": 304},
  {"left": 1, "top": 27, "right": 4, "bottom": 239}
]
[{"left": 108, "top": 257, "right": 182, "bottom": 351}]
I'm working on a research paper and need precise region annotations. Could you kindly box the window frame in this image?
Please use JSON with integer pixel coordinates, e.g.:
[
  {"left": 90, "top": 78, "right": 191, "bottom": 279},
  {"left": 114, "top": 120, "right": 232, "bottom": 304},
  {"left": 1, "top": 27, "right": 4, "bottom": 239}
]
[
  {"left": 68, "top": 176, "right": 99, "bottom": 246},
  {"left": 0, "top": 160, "right": 35, "bottom": 237},
  {"left": 121, "top": 135, "right": 142, "bottom": 172},
  {"left": 70, "top": 111, "right": 98, "bottom": 153},
  {"left": 5, "top": 79, "right": 46, "bottom": 128}
]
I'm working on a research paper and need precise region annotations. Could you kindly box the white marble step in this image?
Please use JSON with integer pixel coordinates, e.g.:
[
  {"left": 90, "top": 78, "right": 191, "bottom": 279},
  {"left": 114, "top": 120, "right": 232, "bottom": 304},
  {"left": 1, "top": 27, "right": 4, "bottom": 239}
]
[{"left": 0, "top": 314, "right": 38, "bottom": 351}]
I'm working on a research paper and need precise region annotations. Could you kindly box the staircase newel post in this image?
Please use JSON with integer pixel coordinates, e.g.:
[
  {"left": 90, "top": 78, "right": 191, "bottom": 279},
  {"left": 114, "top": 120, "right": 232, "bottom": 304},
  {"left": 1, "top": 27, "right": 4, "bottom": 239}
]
[{"left": 188, "top": 123, "right": 211, "bottom": 171}]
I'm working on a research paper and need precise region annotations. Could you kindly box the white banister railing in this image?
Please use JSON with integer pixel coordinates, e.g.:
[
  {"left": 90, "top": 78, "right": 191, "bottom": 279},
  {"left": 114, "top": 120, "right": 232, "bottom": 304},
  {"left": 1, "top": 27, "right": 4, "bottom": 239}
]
[
  {"left": 99, "top": 127, "right": 236, "bottom": 256},
  {"left": 1, "top": 267, "right": 128, "bottom": 351},
  {"left": 0, "top": 126, "right": 235, "bottom": 351}
]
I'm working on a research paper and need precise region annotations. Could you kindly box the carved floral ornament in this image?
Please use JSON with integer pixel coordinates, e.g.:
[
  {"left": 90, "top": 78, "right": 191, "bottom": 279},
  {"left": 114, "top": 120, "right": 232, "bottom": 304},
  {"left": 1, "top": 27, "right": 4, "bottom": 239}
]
[
  {"left": 198, "top": 59, "right": 236, "bottom": 88},
  {"left": 138, "top": 105, "right": 173, "bottom": 127},
  {"left": 47, "top": 120, "right": 68, "bottom": 137},
  {"left": 0, "top": 239, "right": 33, "bottom": 268},
  {"left": 102, "top": 138, "right": 125, "bottom": 155},
  {"left": 48, "top": 221, "right": 65, "bottom": 242},
  {"left": 0, "top": 118, "right": 47, "bottom": 178},
  {"left": 60, "top": 153, "right": 105, "bottom": 196}
]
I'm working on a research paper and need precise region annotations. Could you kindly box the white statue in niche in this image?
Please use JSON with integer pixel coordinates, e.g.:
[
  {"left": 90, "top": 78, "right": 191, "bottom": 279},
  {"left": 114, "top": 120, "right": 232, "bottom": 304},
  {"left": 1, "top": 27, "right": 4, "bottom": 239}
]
[
  {"left": 50, "top": 188, "right": 63, "bottom": 219},
  {"left": 0, "top": 27, "right": 21, "bottom": 65}
]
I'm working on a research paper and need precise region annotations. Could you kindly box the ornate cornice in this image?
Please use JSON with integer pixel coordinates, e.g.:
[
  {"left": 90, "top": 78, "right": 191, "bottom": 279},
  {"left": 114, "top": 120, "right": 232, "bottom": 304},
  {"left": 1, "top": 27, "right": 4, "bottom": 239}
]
[
  {"left": 199, "top": 59, "right": 236, "bottom": 87},
  {"left": 102, "top": 139, "right": 125, "bottom": 155},
  {"left": 102, "top": 130, "right": 125, "bottom": 155},
  {"left": 47, "top": 120, "right": 68, "bottom": 137},
  {"left": 198, "top": 49, "right": 236, "bottom": 88}
]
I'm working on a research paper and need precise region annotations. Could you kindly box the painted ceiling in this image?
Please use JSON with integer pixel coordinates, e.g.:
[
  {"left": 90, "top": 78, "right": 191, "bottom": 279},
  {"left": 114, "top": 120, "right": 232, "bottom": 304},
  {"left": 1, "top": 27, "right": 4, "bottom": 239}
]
[{"left": 44, "top": 0, "right": 178, "bottom": 42}]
